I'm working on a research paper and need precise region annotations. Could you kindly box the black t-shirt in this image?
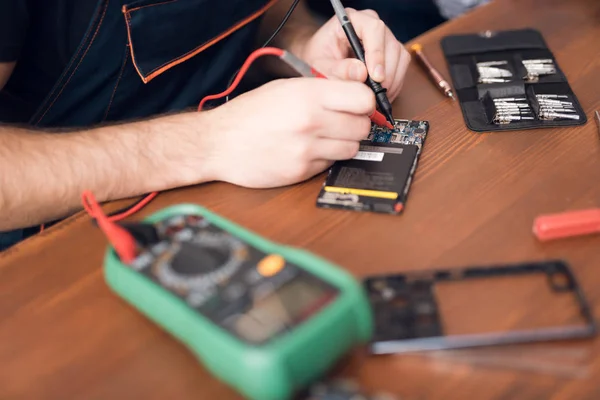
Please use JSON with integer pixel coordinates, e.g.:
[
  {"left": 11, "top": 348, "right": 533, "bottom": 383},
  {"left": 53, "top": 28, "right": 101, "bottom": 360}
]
[{"left": 0, "top": 1, "right": 97, "bottom": 122}]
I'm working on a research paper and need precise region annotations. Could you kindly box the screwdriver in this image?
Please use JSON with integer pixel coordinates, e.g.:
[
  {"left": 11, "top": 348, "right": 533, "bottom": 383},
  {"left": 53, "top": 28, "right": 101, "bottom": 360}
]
[
  {"left": 329, "top": 0, "right": 395, "bottom": 127},
  {"left": 410, "top": 43, "right": 455, "bottom": 100},
  {"left": 533, "top": 208, "right": 600, "bottom": 241}
]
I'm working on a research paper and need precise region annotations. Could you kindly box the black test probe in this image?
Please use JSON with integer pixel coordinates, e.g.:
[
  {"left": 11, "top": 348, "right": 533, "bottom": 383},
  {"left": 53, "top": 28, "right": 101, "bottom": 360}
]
[{"left": 330, "top": 0, "right": 395, "bottom": 126}]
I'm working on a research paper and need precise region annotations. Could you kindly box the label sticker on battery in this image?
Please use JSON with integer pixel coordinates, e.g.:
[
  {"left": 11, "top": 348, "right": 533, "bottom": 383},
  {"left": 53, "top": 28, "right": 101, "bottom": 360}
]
[
  {"left": 353, "top": 151, "right": 384, "bottom": 162},
  {"left": 359, "top": 145, "right": 404, "bottom": 155}
]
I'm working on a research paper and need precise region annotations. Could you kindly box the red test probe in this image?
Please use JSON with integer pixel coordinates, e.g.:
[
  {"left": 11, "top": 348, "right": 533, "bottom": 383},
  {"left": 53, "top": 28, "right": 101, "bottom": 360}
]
[{"left": 82, "top": 190, "right": 138, "bottom": 263}]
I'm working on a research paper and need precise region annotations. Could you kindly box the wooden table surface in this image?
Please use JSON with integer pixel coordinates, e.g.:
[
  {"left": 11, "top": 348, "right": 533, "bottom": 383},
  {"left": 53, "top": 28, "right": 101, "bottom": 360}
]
[{"left": 2, "top": 0, "right": 600, "bottom": 398}]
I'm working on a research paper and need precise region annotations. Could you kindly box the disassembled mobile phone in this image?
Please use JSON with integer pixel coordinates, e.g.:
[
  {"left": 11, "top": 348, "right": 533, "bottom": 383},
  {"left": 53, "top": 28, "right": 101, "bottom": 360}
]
[
  {"left": 316, "top": 119, "right": 429, "bottom": 214},
  {"left": 102, "top": 204, "right": 373, "bottom": 400},
  {"left": 364, "top": 260, "right": 597, "bottom": 355}
]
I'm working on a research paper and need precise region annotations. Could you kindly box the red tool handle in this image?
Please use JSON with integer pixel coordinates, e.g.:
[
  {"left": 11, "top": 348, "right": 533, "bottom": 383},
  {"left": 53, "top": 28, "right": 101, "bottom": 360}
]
[{"left": 533, "top": 208, "right": 600, "bottom": 241}]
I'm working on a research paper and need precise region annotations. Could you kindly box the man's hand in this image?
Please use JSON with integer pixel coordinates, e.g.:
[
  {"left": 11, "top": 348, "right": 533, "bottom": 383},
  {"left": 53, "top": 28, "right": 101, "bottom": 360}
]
[
  {"left": 203, "top": 77, "right": 375, "bottom": 188},
  {"left": 296, "top": 8, "right": 410, "bottom": 102}
]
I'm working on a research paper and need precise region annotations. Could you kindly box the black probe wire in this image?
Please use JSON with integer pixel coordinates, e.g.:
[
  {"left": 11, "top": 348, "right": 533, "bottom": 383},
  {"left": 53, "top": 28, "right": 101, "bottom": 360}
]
[
  {"left": 105, "top": 1, "right": 300, "bottom": 220},
  {"left": 224, "top": 0, "right": 301, "bottom": 102},
  {"left": 263, "top": 0, "right": 301, "bottom": 49}
]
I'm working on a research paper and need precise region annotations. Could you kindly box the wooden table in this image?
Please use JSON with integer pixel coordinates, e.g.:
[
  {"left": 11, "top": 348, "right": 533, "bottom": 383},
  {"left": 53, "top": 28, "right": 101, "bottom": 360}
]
[{"left": 2, "top": 0, "right": 600, "bottom": 398}]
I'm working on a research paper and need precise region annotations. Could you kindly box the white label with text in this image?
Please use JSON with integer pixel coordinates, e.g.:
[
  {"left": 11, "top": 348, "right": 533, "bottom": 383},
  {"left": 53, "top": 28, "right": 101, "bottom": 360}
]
[{"left": 353, "top": 151, "right": 384, "bottom": 162}]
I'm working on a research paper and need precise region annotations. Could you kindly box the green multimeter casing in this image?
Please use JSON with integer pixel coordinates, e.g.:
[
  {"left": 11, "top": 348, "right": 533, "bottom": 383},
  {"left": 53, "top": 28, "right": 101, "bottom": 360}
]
[{"left": 103, "top": 204, "right": 373, "bottom": 400}]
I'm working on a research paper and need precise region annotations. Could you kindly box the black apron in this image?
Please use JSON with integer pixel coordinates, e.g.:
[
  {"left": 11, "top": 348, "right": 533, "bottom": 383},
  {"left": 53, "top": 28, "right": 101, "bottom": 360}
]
[{"left": 1, "top": 0, "right": 278, "bottom": 250}]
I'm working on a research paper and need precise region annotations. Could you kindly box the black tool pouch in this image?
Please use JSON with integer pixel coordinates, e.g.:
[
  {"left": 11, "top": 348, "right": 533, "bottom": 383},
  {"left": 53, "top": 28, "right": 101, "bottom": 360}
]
[{"left": 441, "top": 28, "right": 587, "bottom": 132}]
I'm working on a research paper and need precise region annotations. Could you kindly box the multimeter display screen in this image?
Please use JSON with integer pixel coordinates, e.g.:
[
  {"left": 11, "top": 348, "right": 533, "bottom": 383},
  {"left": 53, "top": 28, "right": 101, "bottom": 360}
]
[{"left": 233, "top": 278, "right": 335, "bottom": 344}]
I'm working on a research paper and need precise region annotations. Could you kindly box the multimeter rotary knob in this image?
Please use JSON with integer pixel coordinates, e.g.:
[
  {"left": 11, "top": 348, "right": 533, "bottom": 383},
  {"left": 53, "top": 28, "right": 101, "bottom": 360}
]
[{"left": 153, "top": 232, "right": 247, "bottom": 293}]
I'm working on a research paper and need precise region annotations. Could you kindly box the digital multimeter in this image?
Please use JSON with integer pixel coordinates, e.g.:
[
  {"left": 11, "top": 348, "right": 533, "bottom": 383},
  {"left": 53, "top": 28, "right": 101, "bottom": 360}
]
[{"left": 103, "top": 204, "right": 373, "bottom": 400}]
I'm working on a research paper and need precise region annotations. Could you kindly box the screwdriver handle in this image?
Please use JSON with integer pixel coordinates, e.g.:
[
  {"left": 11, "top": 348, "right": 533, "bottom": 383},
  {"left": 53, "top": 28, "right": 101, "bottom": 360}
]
[
  {"left": 410, "top": 43, "right": 454, "bottom": 99},
  {"left": 533, "top": 208, "right": 600, "bottom": 241}
]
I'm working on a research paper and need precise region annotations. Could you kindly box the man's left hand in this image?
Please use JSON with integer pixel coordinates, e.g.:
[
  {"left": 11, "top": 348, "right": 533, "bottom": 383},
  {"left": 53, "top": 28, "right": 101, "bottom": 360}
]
[{"left": 297, "top": 8, "right": 410, "bottom": 102}]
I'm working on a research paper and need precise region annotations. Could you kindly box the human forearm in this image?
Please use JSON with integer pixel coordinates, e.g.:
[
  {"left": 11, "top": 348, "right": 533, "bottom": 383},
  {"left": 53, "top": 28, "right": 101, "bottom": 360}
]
[{"left": 0, "top": 112, "right": 215, "bottom": 230}]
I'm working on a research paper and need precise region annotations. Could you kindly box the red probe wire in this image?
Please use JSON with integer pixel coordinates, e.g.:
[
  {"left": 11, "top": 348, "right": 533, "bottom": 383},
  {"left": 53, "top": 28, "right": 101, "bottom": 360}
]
[
  {"left": 82, "top": 190, "right": 137, "bottom": 263},
  {"left": 198, "top": 47, "right": 284, "bottom": 111},
  {"left": 107, "top": 192, "right": 159, "bottom": 222},
  {"left": 199, "top": 47, "right": 393, "bottom": 129}
]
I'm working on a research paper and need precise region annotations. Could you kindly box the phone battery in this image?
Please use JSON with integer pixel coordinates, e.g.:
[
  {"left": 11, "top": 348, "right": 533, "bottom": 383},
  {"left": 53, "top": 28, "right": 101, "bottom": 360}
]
[{"left": 316, "top": 142, "right": 419, "bottom": 214}]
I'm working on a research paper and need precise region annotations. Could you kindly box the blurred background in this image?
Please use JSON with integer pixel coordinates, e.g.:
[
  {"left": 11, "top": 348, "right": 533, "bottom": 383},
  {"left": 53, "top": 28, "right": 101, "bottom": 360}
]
[{"left": 306, "top": 0, "right": 492, "bottom": 43}]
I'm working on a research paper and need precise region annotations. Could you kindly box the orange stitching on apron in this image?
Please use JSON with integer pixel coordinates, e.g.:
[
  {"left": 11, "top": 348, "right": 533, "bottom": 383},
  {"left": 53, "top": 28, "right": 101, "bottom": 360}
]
[
  {"left": 32, "top": 1, "right": 107, "bottom": 125},
  {"left": 123, "top": 0, "right": 178, "bottom": 14},
  {"left": 124, "top": 0, "right": 280, "bottom": 83},
  {"left": 102, "top": 45, "right": 131, "bottom": 122},
  {"left": 34, "top": 1, "right": 110, "bottom": 125}
]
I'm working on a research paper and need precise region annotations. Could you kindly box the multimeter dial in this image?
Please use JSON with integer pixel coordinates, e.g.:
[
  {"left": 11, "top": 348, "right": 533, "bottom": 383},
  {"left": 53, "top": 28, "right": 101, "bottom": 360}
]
[{"left": 152, "top": 227, "right": 248, "bottom": 293}]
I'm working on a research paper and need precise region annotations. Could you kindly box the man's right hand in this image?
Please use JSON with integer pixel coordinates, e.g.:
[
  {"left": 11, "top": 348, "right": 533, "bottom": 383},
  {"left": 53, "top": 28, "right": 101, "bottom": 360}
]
[{"left": 200, "top": 77, "right": 376, "bottom": 188}]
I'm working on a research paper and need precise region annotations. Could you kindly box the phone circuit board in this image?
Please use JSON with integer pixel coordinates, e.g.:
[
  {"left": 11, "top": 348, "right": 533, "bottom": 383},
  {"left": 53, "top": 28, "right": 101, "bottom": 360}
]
[{"left": 368, "top": 119, "right": 428, "bottom": 149}]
